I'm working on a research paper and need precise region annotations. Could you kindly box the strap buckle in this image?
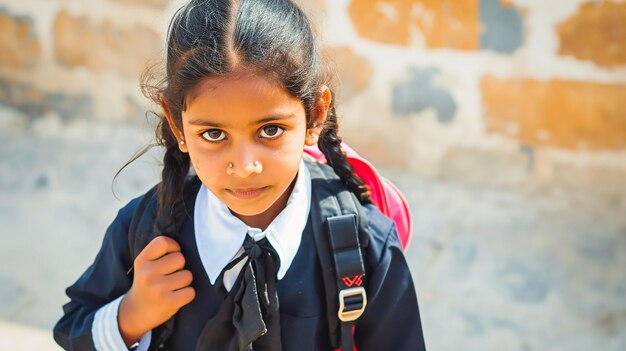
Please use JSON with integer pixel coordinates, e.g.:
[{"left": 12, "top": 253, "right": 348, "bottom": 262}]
[{"left": 338, "top": 287, "right": 367, "bottom": 322}]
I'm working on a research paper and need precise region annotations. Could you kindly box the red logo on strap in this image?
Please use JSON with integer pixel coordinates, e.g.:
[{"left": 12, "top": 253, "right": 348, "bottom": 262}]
[{"left": 342, "top": 274, "right": 363, "bottom": 287}]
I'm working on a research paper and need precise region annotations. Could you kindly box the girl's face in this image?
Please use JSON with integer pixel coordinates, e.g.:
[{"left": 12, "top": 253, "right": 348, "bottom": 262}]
[{"left": 164, "top": 72, "right": 328, "bottom": 230}]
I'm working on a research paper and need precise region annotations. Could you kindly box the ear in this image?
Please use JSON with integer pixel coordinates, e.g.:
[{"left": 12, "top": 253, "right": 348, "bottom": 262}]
[
  {"left": 160, "top": 98, "right": 188, "bottom": 153},
  {"left": 305, "top": 85, "right": 332, "bottom": 146}
]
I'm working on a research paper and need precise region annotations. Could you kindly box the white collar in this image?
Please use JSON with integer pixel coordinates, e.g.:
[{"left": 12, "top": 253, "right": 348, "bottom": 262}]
[{"left": 194, "top": 160, "right": 311, "bottom": 285}]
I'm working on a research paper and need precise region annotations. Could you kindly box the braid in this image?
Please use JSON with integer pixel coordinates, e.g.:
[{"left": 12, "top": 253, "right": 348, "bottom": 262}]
[
  {"left": 154, "top": 118, "right": 191, "bottom": 238},
  {"left": 317, "top": 101, "right": 372, "bottom": 205}
]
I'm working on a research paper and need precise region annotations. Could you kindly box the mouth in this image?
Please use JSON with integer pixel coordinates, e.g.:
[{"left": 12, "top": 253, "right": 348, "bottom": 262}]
[{"left": 226, "top": 186, "right": 269, "bottom": 199}]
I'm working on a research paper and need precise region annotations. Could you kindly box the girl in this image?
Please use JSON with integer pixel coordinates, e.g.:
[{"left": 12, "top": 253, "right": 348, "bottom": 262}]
[{"left": 53, "top": 0, "right": 426, "bottom": 350}]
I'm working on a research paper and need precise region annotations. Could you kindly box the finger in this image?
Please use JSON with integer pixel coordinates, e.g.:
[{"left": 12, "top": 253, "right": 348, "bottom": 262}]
[
  {"left": 169, "top": 286, "right": 196, "bottom": 309},
  {"left": 161, "top": 269, "right": 193, "bottom": 291},
  {"left": 138, "top": 236, "right": 181, "bottom": 261},
  {"left": 152, "top": 252, "right": 186, "bottom": 275}
]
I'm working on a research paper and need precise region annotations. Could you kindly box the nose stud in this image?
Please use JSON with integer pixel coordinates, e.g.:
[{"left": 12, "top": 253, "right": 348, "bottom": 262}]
[{"left": 226, "top": 161, "right": 262, "bottom": 175}]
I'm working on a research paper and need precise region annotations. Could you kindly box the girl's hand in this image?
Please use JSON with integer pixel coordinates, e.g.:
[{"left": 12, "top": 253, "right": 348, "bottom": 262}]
[{"left": 118, "top": 236, "right": 195, "bottom": 346}]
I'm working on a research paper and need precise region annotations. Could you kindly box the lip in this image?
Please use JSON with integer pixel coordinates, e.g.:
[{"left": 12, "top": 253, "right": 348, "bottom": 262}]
[{"left": 226, "top": 186, "right": 269, "bottom": 199}]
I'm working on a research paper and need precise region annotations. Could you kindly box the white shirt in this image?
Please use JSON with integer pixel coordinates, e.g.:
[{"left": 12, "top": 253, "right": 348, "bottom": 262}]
[{"left": 92, "top": 160, "right": 312, "bottom": 351}]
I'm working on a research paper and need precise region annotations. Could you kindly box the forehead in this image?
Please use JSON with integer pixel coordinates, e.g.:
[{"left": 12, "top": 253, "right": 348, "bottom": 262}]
[
  {"left": 183, "top": 72, "right": 305, "bottom": 124},
  {"left": 185, "top": 69, "right": 293, "bottom": 104}
]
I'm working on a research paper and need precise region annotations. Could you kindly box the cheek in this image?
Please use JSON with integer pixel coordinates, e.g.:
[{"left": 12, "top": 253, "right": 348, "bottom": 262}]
[
  {"left": 266, "top": 146, "right": 301, "bottom": 169},
  {"left": 188, "top": 147, "right": 220, "bottom": 176},
  {"left": 188, "top": 140, "right": 221, "bottom": 172},
  {"left": 189, "top": 155, "right": 202, "bottom": 173},
  {"left": 274, "top": 131, "right": 306, "bottom": 155}
]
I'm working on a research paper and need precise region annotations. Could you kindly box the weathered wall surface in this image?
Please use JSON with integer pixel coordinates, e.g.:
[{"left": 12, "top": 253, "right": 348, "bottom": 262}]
[
  {"left": 1, "top": 0, "right": 625, "bottom": 195},
  {"left": 1, "top": 1, "right": 625, "bottom": 350}
]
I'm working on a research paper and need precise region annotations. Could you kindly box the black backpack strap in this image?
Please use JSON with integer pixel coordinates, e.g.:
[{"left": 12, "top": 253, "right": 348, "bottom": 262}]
[
  {"left": 126, "top": 175, "right": 202, "bottom": 350},
  {"left": 328, "top": 215, "right": 367, "bottom": 351},
  {"left": 305, "top": 157, "right": 369, "bottom": 351},
  {"left": 127, "top": 185, "right": 158, "bottom": 264}
]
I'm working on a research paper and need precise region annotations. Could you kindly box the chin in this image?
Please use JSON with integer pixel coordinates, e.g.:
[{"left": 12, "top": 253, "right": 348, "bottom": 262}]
[
  {"left": 226, "top": 200, "right": 273, "bottom": 217},
  {"left": 229, "top": 206, "right": 267, "bottom": 217}
]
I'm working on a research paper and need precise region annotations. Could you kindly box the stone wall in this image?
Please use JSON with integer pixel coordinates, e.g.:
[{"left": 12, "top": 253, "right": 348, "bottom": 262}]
[{"left": 1, "top": 0, "right": 625, "bottom": 195}]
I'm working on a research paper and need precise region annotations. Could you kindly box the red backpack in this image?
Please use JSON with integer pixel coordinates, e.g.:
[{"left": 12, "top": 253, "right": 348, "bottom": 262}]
[{"left": 304, "top": 144, "right": 412, "bottom": 250}]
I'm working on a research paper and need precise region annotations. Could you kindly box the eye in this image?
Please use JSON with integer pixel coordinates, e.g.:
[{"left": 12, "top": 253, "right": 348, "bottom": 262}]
[
  {"left": 259, "top": 125, "right": 285, "bottom": 139},
  {"left": 201, "top": 129, "right": 227, "bottom": 142}
]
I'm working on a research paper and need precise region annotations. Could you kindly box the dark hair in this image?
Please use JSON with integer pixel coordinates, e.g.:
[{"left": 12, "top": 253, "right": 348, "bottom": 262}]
[{"left": 140, "top": 0, "right": 371, "bottom": 237}]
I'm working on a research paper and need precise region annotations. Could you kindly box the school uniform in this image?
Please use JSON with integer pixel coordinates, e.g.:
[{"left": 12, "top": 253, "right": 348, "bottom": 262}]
[{"left": 54, "top": 160, "right": 426, "bottom": 351}]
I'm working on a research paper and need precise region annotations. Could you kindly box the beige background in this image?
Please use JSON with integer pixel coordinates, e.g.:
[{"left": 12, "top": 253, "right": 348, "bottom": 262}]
[{"left": 0, "top": 0, "right": 625, "bottom": 350}]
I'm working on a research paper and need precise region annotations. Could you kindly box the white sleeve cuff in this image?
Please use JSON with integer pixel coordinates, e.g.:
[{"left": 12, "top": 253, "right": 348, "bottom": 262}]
[
  {"left": 134, "top": 331, "right": 152, "bottom": 351},
  {"left": 92, "top": 295, "right": 152, "bottom": 351}
]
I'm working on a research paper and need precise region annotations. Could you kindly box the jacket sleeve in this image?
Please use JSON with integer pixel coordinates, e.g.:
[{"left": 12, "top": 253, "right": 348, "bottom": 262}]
[
  {"left": 53, "top": 199, "right": 138, "bottom": 350},
  {"left": 354, "top": 213, "right": 427, "bottom": 351}
]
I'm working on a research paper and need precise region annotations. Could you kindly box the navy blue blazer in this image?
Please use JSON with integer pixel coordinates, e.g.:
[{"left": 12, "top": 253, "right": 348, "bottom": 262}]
[{"left": 54, "top": 183, "right": 426, "bottom": 350}]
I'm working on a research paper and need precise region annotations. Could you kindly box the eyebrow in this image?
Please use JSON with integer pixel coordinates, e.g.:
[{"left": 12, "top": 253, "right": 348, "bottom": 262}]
[{"left": 187, "top": 113, "right": 297, "bottom": 128}]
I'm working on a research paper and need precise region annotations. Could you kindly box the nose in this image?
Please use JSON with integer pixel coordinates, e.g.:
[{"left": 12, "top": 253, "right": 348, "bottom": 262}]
[{"left": 226, "top": 142, "right": 263, "bottom": 178}]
